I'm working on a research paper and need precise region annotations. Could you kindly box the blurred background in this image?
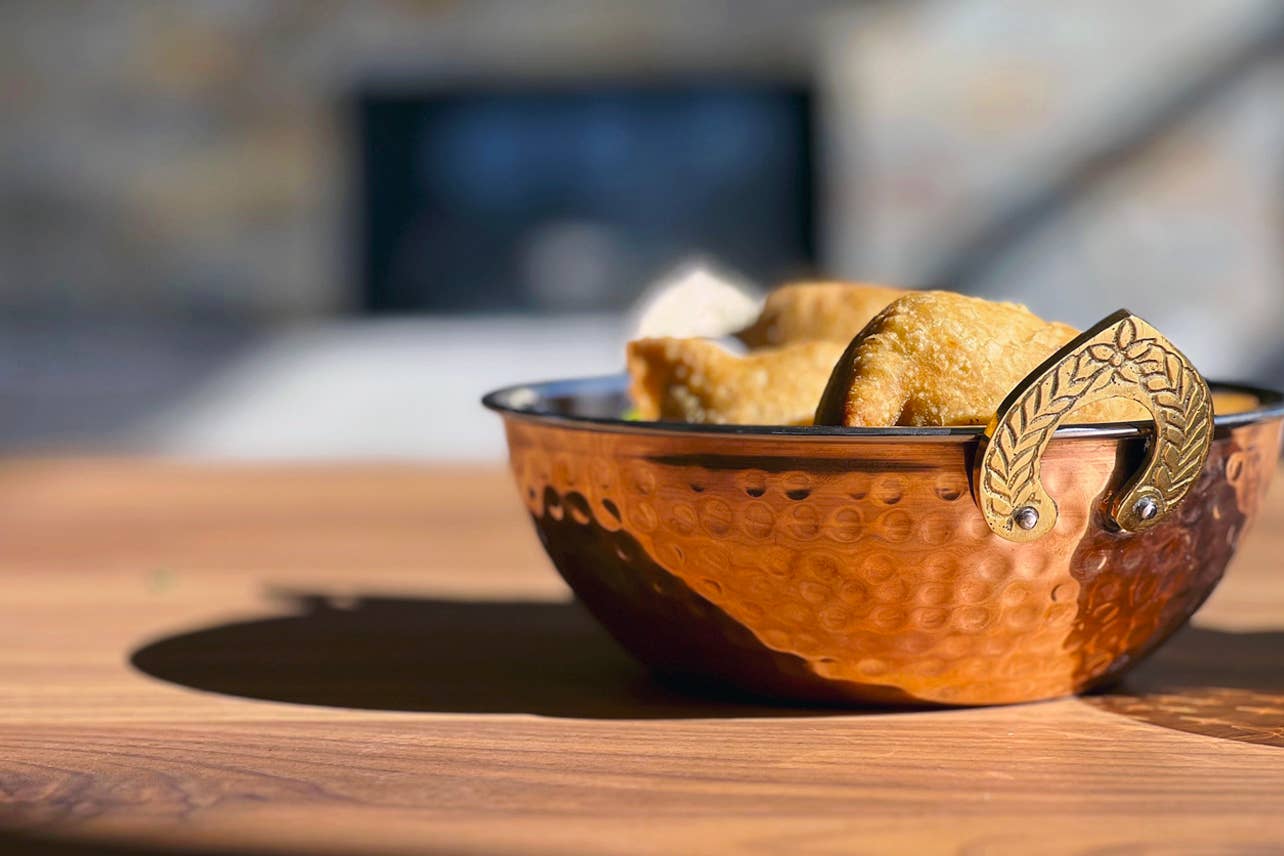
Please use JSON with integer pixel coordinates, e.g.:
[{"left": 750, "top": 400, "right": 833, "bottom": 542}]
[{"left": 2, "top": 0, "right": 1281, "bottom": 460}]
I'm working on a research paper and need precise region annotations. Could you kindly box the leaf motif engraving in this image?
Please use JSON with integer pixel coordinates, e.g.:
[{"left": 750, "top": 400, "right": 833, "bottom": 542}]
[
  {"left": 1115, "top": 318, "right": 1138, "bottom": 349},
  {"left": 979, "top": 314, "right": 1212, "bottom": 539}
]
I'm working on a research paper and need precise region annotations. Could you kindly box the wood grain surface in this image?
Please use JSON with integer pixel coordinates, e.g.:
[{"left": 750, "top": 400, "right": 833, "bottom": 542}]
[{"left": 1, "top": 459, "right": 1282, "bottom": 856}]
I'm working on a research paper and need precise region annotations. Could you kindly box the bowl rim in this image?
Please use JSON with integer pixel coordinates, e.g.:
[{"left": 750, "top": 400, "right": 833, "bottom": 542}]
[{"left": 482, "top": 374, "right": 1284, "bottom": 442}]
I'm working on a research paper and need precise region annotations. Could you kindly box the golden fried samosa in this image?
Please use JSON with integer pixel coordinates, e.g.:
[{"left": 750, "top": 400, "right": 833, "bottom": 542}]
[
  {"left": 628, "top": 337, "right": 844, "bottom": 425},
  {"left": 737, "top": 281, "right": 905, "bottom": 348},
  {"left": 815, "top": 291, "right": 1148, "bottom": 427}
]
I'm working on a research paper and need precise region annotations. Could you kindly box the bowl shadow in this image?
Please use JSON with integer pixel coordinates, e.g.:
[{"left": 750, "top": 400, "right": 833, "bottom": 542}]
[
  {"left": 1088, "top": 624, "right": 1284, "bottom": 748},
  {"left": 131, "top": 589, "right": 1283, "bottom": 731},
  {"left": 129, "top": 591, "right": 858, "bottom": 719}
]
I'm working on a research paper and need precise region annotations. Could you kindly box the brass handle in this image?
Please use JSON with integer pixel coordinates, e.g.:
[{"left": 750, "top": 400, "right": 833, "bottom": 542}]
[{"left": 973, "top": 309, "right": 1213, "bottom": 542}]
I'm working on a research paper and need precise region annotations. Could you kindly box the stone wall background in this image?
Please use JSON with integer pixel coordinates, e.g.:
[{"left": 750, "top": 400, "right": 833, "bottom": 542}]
[
  {"left": 1, "top": 0, "right": 1280, "bottom": 383},
  {"left": 0, "top": 0, "right": 836, "bottom": 319},
  {"left": 835, "top": 0, "right": 1284, "bottom": 381}
]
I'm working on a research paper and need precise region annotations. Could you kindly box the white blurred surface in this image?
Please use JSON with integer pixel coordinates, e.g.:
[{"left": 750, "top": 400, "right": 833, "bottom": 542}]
[{"left": 136, "top": 317, "right": 625, "bottom": 461}]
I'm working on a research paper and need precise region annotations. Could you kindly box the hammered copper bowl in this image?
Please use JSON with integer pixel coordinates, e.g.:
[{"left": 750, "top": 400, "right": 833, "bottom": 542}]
[{"left": 484, "top": 376, "right": 1283, "bottom": 706}]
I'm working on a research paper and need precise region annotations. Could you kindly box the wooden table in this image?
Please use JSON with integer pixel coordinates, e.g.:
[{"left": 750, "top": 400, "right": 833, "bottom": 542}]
[{"left": 2, "top": 460, "right": 1282, "bottom": 855}]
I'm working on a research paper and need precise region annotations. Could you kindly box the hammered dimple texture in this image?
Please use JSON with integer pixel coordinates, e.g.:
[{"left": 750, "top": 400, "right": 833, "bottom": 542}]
[{"left": 503, "top": 418, "right": 1283, "bottom": 706}]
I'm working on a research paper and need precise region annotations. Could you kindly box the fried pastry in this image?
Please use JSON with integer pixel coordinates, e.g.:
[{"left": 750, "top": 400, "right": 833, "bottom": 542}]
[
  {"left": 737, "top": 281, "right": 905, "bottom": 348},
  {"left": 815, "top": 291, "right": 1149, "bottom": 427},
  {"left": 1211, "top": 389, "right": 1258, "bottom": 415},
  {"left": 628, "top": 337, "right": 845, "bottom": 425}
]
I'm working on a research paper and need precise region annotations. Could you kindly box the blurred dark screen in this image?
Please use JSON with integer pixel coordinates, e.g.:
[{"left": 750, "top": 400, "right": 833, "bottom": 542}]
[{"left": 359, "top": 84, "right": 815, "bottom": 314}]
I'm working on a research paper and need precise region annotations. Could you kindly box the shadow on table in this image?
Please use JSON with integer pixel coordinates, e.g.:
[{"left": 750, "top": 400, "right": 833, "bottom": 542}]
[
  {"left": 1087, "top": 624, "right": 1284, "bottom": 748},
  {"left": 0, "top": 830, "right": 266, "bottom": 856},
  {"left": 131, "top": 591, "right": 1284, "bottom": 733},
  {"left": 130, "top": 591, "right": 852, "bottom": 719}
]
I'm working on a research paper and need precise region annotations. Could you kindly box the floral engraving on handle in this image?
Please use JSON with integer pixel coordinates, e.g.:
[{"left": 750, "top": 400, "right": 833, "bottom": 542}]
[{"left": 975, "top": 310, "right": 1213, "bottom": 542}]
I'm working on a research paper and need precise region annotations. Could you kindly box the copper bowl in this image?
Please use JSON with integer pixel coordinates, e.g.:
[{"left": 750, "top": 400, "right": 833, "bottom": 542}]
[{"left": 484, "top": 328, "right": 1283, "bottom": 706}]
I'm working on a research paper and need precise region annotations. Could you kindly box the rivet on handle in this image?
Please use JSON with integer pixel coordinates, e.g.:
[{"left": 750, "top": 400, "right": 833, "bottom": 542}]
[{"left": 972, "top": 309, "right": 1213, "bottom": 543}]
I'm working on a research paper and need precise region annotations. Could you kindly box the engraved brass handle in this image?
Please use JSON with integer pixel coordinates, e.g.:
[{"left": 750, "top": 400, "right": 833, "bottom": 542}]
[{"left": 973, "top": 309, "right": 1213, "bottom": 542}]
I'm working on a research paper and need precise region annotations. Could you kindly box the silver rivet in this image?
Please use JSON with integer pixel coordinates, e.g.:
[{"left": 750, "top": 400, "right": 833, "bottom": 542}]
[
  {"left": 1014, "top": 506, "right": 1039, "bottom": 530},
  {"left": 1134, "top": 496, "right": 1159, "bottom": 521}
]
